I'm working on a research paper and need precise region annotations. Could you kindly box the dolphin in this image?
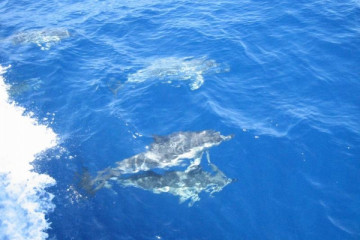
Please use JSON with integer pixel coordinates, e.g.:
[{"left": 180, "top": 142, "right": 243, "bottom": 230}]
[
  {"left": 10, "top": 28, "right": 70, "bottom": 50},
  {"left": 116, "top": 155, "right": 234, "bottom": 206},
  {"left": 88, "top": 130, "right": 233, "bottom": 192},
  {"left": 7, "top": 78, "right": 42, "bottom": 97},
  {"left": 126, "top": 57, "right": 226, "bottom": 90}
]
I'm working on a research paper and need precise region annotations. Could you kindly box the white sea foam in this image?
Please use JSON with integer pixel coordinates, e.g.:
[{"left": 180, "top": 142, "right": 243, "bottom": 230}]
[{"left": 0, "top": 65, "right": 57, "bottom": 240}]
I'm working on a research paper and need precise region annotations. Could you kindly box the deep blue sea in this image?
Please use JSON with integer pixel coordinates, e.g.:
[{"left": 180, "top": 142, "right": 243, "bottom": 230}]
[{"left": 1, "top": 0, "right": 360, "bottom": 239}]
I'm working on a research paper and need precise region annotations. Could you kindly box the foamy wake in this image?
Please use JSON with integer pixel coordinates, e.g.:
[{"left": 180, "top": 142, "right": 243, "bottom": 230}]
[{"left": 0, "top": 65, "right": 57, "bottom": 240}]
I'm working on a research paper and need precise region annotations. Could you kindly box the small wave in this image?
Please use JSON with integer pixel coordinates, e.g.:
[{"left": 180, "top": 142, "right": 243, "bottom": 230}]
[
  {"left": 0, "top": 65, "right": 57, "bottom": 240},
  {"left": 327, "top": 216, "right": 357, "bottom": 235},
  {"left": 205, "top": 100, "right": 295, "bottom": 137}
]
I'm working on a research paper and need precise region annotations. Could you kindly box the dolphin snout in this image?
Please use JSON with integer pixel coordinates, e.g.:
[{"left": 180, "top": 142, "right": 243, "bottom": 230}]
[{"left": 222, "top": 134, "right": 235, "bottom": 141}]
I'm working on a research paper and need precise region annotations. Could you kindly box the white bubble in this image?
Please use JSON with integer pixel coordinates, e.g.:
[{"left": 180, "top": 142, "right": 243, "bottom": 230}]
[{"left": 0, "top": 65, "right": 57, "bottom": 240}]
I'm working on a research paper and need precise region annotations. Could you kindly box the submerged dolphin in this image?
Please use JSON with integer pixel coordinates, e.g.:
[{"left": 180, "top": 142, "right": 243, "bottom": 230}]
[
  {"left": 126, "top": 57, "right": 226, "bottom": 90},
  {"left": 8, "top": 78, "right": 42, "bottom": 97},
  {"left": 10, "top": 28, "right": 70, "bottom": 50},
  {"left": 89, "top": 130, "right": 233, "bottom": 192},
  {"left": 116, "top": 154, "right": 234, "bottom": 206}
]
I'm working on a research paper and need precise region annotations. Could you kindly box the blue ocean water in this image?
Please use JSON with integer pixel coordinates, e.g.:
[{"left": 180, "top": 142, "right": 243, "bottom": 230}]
[{"left": 1, "top": 0, "right": 360, "bottom": 239}]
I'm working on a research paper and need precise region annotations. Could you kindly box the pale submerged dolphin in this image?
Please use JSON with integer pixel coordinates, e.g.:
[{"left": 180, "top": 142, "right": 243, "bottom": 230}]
[
  {"left": 8, "top": 78, "right": 42, "bottom": 97},
  {"left": 10, "top": 28, "right": 70, "bottom": 50},
  {"left": 126, "top": 57, "right": 226, "bottom": 90},
  {"left": 88, "top": 130, "right": 233, "bottom": 193}
]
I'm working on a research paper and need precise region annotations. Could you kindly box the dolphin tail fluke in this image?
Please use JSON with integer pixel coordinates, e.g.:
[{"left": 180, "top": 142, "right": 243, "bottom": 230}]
[
  {"left": 107, "top": 81, "right": 123, "bottom": 96},
  {"left": 90, "top": 167, "right": 122, "bottom": 193},
  {"left": 75, "top": 167, "right": 101, "bottom": 196}
]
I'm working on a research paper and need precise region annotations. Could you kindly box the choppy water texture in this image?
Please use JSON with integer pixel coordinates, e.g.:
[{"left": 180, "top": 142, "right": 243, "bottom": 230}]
[{"left": 0, "top": 0, "right": 360, "bottom": 239}]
